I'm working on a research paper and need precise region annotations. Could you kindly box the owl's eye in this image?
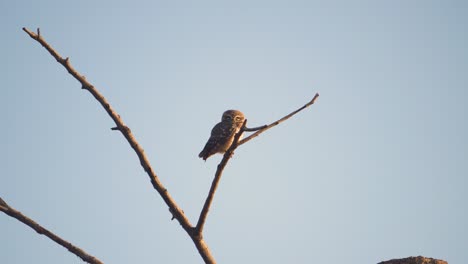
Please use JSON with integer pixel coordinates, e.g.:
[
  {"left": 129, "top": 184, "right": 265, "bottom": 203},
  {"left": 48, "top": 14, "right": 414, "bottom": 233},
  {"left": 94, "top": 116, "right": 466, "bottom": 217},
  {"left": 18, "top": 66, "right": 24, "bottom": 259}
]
[
  {"left": 235, "top": 116, "right": 242, "bottom": 121},
  {"left": 224, "top": 116, "right": 232, "bottom": 120}
]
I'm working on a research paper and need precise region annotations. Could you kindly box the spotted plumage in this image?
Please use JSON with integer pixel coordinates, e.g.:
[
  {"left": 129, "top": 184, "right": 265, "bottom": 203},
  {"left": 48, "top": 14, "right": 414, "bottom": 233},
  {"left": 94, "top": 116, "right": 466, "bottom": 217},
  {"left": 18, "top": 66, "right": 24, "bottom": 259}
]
[{"left": 199, "top": 110, "right": 245, "bottom": 161}]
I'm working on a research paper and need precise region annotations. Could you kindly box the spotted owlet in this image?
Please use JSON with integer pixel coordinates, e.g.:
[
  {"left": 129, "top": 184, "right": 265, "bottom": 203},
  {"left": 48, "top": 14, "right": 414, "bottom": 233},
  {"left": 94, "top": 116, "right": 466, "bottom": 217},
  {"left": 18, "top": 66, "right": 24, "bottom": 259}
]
[{"left": 199, "top": 110, "right": 245, "bottom": 161}]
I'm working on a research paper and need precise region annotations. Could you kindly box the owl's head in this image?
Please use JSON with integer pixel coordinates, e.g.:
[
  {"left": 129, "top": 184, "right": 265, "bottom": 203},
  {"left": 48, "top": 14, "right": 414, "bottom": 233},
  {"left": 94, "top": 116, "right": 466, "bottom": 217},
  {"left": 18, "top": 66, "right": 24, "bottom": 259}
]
[{"left": 222, "top": 110, "right": 245, "bottom": 125}]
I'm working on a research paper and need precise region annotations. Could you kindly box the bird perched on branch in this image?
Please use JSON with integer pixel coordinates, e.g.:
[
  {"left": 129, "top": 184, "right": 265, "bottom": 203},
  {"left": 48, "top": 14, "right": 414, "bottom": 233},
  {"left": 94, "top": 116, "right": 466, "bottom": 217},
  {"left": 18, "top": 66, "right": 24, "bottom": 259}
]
[{"left": 199, "top": 110, "right": 245, "bottom": 161}]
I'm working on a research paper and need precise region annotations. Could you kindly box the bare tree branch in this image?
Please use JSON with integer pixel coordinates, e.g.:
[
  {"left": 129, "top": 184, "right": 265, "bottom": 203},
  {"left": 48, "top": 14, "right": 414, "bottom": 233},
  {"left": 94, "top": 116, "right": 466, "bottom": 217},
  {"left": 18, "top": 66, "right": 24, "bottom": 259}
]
[
  {"left": 194, "top": 94, "right": 320, "bottom": 236},
  {"left": 239, "top": 93, "right": 320, "bottom": 146},
  {"left": 22, "top": 27, "right": 319, "bottom": 264},
  {"left": 195, "top": 120, "right": 247, "bottom": 237},
  {"left": 23, "top": 27, "right": 216, "bottom": 264},
  {"left": 0, "top": 197, "right": 104, "bottom": 264}
]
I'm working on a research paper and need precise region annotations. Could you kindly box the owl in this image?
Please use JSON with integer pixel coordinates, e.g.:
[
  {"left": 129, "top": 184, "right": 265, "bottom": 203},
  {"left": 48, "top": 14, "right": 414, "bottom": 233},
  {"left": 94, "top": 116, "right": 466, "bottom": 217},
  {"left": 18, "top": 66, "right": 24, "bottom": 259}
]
[{"left": 199, "top": 110, "right": 245, "bottom": 161}]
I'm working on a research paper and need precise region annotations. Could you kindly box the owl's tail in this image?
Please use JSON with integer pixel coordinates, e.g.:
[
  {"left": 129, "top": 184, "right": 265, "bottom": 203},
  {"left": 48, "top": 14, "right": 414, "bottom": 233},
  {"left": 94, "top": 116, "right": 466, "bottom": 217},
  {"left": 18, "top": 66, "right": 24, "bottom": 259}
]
[{"left": 198, "top": 149, "right": 209, "bottom": 161}]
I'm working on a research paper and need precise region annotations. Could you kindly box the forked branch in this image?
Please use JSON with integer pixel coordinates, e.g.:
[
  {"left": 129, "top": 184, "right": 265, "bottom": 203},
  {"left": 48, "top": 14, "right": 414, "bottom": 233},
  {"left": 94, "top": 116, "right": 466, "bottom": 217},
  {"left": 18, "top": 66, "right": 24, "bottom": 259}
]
[
  {"left": 0, "top": 197, "right": 103, "bottom": 264},
  {"left": 21, "top": 27, "right": 319, "bottom": 264},
  {"left": 22, "top": 27, "right": 216, "bottom": 264},
  {"left": 195, "top": 95, "right": 320, "bottom": 237},
  {"left": 195, "top": 120, "right": 247, "bottom": 236}
]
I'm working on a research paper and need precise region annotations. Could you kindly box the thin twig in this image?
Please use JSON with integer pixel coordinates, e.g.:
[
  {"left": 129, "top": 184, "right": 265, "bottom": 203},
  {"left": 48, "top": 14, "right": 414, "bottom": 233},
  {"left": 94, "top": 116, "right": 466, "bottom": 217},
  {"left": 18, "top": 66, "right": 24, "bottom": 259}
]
[
  {"left": 195, "top": 120, "right": 247, "bottom": 237},
  {"left": 239, "top": 93, "right": 319, "bottom": 146},
  {"left": 195, "top": 94, "right": 319, "bottom": 235},
  {"left": 23, "top": 27, "right": 216, "bottom": 264},
  {"left": 243, "top": 124, "right": 267, "bottom": 132},
  {"left": 0, "top": 197, "right": 104, "bottom": 264}
]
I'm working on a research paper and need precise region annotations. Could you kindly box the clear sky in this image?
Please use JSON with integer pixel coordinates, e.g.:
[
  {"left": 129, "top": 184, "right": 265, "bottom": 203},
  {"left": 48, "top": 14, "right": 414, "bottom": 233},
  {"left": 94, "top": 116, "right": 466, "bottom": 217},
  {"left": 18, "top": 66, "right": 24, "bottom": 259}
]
[{"left": 1, "top": 1, "right": 467, "bottom": 264}]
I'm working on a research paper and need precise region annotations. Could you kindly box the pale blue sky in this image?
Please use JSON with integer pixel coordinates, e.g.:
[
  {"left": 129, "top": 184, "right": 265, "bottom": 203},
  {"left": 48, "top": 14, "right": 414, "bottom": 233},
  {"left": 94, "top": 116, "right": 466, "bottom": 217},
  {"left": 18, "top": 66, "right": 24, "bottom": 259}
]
[{"left": 1, "top": 1, "right": 467, "bottom": 264}]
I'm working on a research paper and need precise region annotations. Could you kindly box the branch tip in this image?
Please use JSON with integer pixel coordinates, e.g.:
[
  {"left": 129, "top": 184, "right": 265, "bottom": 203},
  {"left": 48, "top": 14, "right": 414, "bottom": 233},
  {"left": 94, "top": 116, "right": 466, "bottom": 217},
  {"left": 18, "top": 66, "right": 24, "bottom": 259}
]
[
  {"left": 311, "top": 93, "right": 319, "bottom": 103},
  {"left": 238, "top": 93, "right": 319, "bottom": 146},
  {"left": 22, "top": 27, "right": 35, "bottom": 38}
]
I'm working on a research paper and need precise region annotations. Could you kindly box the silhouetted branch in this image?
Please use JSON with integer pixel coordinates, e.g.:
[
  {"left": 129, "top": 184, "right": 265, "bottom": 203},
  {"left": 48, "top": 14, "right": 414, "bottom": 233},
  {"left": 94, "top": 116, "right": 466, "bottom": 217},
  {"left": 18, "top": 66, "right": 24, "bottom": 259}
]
[
  {"left": 195, "top": 120, "right": 247, "bottom": 237},
  {"left": 23, "top": 27, "right": 216, "bottom": 264},
  {"left": 0, "top": 197, "right": 104, "bottom": 264},
  {"left": 239, "top": 93, "right": 319, "bottom": 146}
]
